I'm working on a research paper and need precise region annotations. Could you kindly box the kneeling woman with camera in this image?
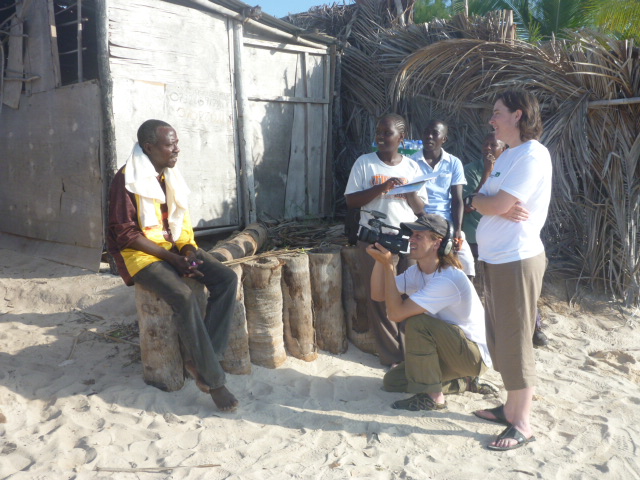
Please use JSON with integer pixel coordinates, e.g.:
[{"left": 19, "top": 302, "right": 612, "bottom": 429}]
[
  {"left": 344, "top": 113, "right": 425, "bottom": 367},
  {"left": 367, "top": 214, "right": 493, "bottom": 411}
]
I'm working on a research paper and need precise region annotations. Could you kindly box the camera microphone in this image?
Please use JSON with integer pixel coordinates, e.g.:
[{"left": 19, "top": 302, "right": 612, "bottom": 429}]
[{"left": 361, "top": 209, "right": 387, "bottom": 220}]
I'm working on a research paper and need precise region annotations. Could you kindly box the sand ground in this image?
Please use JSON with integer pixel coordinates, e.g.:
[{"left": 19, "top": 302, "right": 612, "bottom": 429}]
[{"left": 1, "top": 248, "right": 639, "bottom": 479}]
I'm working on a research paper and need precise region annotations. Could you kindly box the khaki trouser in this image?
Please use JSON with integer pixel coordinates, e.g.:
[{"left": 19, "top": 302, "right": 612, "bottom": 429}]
[
  {"left": 383, "top": 314, "right": 487, "bottom": 395},
  {"left": 481, "top": 252, "right": 546, "bottom": 390}
]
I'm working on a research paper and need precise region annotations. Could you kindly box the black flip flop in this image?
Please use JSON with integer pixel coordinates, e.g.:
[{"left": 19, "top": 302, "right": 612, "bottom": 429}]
[
  {"left": 487, "top": 425, "right": 536, "bottom": 451},
  {"left": 473, "top": 404, "right": 511, "bottom": 426}
]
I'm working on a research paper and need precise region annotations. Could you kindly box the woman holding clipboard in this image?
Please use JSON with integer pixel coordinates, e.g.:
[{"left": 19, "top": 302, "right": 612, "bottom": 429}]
[{"left": 344, "top": 113, "right": 425, "bottom": 367}]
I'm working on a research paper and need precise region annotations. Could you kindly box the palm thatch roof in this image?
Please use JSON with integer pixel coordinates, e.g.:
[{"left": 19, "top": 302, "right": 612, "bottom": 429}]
[
  {"left": 393, "top": 34, "right": 640, "bottom": 306},
  {"left": 288, "top": 1, "right": 640, "bottom": 306}
]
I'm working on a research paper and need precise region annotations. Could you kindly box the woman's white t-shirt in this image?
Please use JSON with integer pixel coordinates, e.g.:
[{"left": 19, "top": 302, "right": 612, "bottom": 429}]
[
  {"left": 477, "top": 140, "right": 552, "bottom": 264},
  {"left": 396, "top": 265, "right": 492, "bottom": 368},
  {"left": 344, "top": 152, "right": 422, "bottom": 233}
]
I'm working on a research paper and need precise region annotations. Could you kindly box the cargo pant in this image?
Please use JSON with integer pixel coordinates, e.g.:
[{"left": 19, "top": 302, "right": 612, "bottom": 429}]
[{"left": 383, "top": 313, "right": 487, "bottom": 394}]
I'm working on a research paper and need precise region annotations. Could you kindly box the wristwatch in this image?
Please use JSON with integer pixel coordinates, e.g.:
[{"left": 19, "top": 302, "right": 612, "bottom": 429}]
[{"left": 464, "top": 194, "right": 476, "bottom": 210}]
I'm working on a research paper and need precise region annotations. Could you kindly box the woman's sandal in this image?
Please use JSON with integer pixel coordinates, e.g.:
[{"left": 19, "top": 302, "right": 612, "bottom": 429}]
[
  {"left": 473, "top": 404, "right": 511, "bottom": 426},
  {"left": 391, "top": 393, "right": 446, "bottom": 411}
]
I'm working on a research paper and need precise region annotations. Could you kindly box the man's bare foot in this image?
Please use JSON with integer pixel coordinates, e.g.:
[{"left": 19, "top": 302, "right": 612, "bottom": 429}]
[{"left": 210, "top": 386, "right": 238, "bottom": 412}]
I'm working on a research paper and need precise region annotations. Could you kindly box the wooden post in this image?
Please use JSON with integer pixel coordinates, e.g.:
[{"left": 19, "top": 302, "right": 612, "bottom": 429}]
[
  {"left": 279, "top": 253, "right": 318, "bottom": 362},
  {"left": 242, "top": 257, "right": 287, "bottom": 368},
  {"left": 221, "top": 264, "right": 252, "bottom": 374},
  {"left": 134, "top": 278, "right": 206, "bottom": 392},
  {"left": 309, "top": 246, "right": 347, "bottom": 354},
  {"left": 341, "top": 246, "right": 377, "bottom": 354}
]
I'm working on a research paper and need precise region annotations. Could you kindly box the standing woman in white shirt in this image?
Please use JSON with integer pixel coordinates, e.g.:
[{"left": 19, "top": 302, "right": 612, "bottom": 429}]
[
  {"left": 344, "top": 113, "right": 425, "bottom": 367},
  {"left": 468, "top": 90, "right": 552, "bottom": 451}
]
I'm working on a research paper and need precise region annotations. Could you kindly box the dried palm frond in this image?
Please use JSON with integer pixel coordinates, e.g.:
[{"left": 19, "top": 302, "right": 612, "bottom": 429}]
[
  {"left": 391, "top": 32, "right": 640, "bottom": 305},
  {"left": 289, "top": 1, "right": 640, "bottom": 305}
]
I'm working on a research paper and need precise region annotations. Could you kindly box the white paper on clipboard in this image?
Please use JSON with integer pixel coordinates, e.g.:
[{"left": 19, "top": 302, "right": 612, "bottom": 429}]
[{"left": 387, "top": 172, "right": 439, "bottom": 195}]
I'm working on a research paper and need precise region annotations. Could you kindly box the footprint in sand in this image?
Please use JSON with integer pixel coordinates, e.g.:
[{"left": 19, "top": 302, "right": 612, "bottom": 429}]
[
  {"left": 609, "top": 428, "right": 637, "bottom": 457},
  {"left": 590, "top": 350, "right": 637, "bottom": 375},
  {"left": 75, "top": 438, "right": 98, "bottom": 463}
]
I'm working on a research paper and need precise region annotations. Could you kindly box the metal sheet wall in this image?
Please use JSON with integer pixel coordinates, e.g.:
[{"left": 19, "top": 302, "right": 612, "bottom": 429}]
[
  {"left": 0, "top": 83, "right": 103, "bottom": 269},
  {"left": 108, "top": 0, "right": 240, "bottom": 229}
]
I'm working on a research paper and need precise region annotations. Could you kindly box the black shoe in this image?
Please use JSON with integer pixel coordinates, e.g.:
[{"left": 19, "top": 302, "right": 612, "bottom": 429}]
[{"left": 532, "top": 328, "right": 548, "bottom": 347}]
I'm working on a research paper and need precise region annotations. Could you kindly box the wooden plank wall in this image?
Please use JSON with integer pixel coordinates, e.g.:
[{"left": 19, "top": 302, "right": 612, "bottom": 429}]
[
  {"left": 107, "top": 0, "right": 240, "bottom": 229},
  {"left": 2, "top": 0, "right": 60, "bottom": 108},
  {"left": 244, "top": 39, "right": 331, "bottom": 220},
  {"left": 24, "top": 0, "right": 61, "bottom": 95},
  {"left": 2, "top": 1, "right": 24, "bottom": 108}
]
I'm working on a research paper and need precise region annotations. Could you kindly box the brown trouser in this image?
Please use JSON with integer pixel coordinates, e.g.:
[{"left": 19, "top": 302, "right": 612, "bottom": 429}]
[
  {"left": 481, "top": 252, "right": 546, "bottom": 390},
  {"left": 382, "top": 314, "right": 487, "bottom": 394}
]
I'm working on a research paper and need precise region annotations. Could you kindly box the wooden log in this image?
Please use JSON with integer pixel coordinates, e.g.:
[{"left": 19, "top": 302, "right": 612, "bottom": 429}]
[
  {"left": 340, "top": 245, "right": 371, "bottom": 333},
  {"left": 341, "top": 246, "right": 377, "bottom": 354},
  {"left": 134, "top": 278, "right": 205, "bottom": 392},
  {"left": 242, "top": 257, "right": 287, "bottom": 368},
  {"left": 221, "top": 264, "right": 252, "bottom": 374},
  {"left": 2, "top": 4, "right": 24, "bottom": 108},
  {"left": 279, "top": 253, "right": 318, "bottom": 362},
  {"left": 209, "top": 222, "right": 269, "bottom": 262},
  {"left": 309, "top": 246, "right": 347, "bottom": 354}
]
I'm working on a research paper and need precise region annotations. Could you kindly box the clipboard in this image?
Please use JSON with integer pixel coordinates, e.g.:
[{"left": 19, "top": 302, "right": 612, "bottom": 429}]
[{"left": 387, "top": 172, "right": 439, "bottom": 195}]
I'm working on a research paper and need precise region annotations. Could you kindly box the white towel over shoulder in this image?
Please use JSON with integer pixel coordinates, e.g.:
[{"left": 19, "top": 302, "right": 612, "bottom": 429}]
[{"left": 124, "top": 143, "right": 190, "bottom": 241}]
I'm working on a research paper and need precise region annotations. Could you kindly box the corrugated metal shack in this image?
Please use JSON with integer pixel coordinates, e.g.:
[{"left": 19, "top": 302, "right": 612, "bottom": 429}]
[{"left": 0, "top": 0, "right": 336, "bottom": 270}]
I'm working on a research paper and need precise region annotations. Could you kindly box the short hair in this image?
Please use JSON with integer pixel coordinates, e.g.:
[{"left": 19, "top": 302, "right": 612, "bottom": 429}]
[
  {"left": 495, "top": 89, "right": 542, "bottom": 142},
  {"left": 423, "top": 119, "right": 448, "bottom": 137},
  {"left": 484, "top": 132, "right": 506, "bottom": 149},
  {"left": 137, "top": 119, "right": 172, "bottom": 146},
  {"left": 377, "top": 113, "right": 407, "bottom": 136}
]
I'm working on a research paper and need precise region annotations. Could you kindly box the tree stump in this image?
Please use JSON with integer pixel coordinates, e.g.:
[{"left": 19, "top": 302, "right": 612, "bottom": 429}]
[
  {"left": 341, "top": 246, "right": 377, "bottom": 354},
  {"left": 221, "top": 264, "right": 252, "bottom": 374},
  {"left": 279, "top": 253, "right": 318, "bottom": 362},
  {"left": 242, "top": 257, "right": 287, "bottom": 368},
  {"left": 209, "top": 222, "right": 269, "bottom": 262},
  {"left": 134, "top": 278, "right": 205, "bottom": 392},
  {"left": 309, "top": 246, "right": 347, "bottom": 354}
]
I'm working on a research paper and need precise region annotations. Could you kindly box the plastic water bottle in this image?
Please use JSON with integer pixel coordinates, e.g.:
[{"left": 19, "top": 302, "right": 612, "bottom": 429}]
[
  {"left": 372, "top": 141, "right": 378, "bottom": 152},
  {"left": 417, "top": 140, "right": 423, "bottom": 151}
]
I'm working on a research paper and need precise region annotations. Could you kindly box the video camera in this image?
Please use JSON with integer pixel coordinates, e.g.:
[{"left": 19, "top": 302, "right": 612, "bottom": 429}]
[{"left": 357, "top": 209, "right": 411, "bottom": 255}]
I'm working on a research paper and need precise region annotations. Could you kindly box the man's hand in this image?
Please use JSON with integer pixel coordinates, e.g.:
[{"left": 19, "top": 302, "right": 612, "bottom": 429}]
[
  {"left": 182, "top": 250, "right": 204, "bottom": 278},
  {"left": 501, "top": 202, "right": 529, "bottom": 223},
  {"left": 483, "top": 153, "right": 497, "bottom": 171},
  {"left": 167, "top": 249, "right": 203, "bottom": 278},
  {"left": 366, "top": 242, "right": 395, "bottom": 265},
  {"left": 453, "top": 229, "right": 464, "bottom": 252}
]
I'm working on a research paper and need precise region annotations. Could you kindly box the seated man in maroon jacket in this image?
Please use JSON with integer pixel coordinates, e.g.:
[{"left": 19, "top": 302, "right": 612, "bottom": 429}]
[{"left": 108, "top": 119, "right": 238, "bottom": 412}]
